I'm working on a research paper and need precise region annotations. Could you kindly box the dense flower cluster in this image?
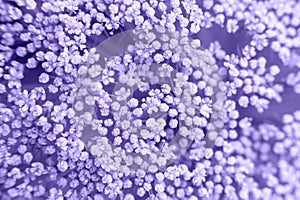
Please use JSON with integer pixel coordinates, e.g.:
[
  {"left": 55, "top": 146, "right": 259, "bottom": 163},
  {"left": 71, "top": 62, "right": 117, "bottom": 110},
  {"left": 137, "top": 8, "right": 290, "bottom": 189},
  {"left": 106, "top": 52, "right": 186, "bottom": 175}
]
[
  {"left": 73, "top": 27, "right": 226, "bottom": 177},
  {"left": 0, "top": 0, "right": 300, "bottom": 199}
]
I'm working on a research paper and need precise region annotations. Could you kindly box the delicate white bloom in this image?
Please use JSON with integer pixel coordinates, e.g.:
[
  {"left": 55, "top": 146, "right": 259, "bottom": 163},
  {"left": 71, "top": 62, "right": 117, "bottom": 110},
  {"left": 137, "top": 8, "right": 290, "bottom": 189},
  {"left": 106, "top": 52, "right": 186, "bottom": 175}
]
[{"left": 226, "top": 19, "right": 239, "bottom": 33}]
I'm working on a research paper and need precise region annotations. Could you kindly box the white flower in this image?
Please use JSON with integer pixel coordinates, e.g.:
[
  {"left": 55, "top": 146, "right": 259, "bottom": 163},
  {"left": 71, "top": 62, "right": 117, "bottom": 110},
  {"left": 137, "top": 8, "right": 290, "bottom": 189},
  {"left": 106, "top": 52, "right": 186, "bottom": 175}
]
[
  {"left": 140, "top": 129, "right": 151, "bottom": 139},
  {"left": 238, "top": 96, "right": 249, "bottom": 108},
  {"left": 115, "top": 87, "right": 131, "bottom": 101},
  {"left": 57, "top": 160, "right": 68, "bottom": 172},
  {"left": 102, "top": 69, "right": 114, "bottom": 85},
  {"left": 190, "top": 22, "right": 201, "bottom": 34},
  {"left": 127, "top": 98, "right": 139, "bottom": 108},
  {"left": 169, "top": 119, "right": 178, "bottom": 129},
  {"left": 226, "top": 19, "right": 239, "bottom": 33},
  {"left": 157, "top": 157, "right": 167, "bottom": 167},
  {"left": 146, "top": 118, "right": 156, "bottom": 128},
  {"left": 185, "top": 116, "right": 193, "bottom": 126},
  {"left": 133, "top": 108, "right": 143, "bottom": 117},
  {"left": 200, "top": 104, "right": 212, "bottom": 118},
  {"left": 158, "top": 64, "right": 173, "bottom": 77},
  {"left": 157, "top": 98, "right": 169, "bottom": 110},
  {"left": 111, "top": 101, "right": 120, "bottom": 111},
  {"left": 179, "top": 126, "right": 189, "bottom": 137}
]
